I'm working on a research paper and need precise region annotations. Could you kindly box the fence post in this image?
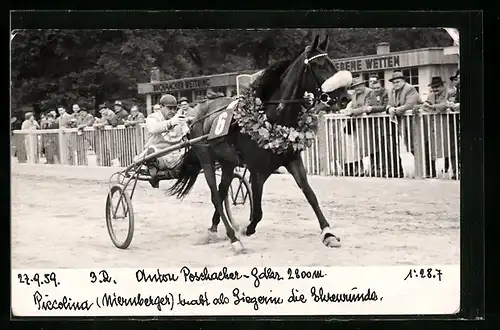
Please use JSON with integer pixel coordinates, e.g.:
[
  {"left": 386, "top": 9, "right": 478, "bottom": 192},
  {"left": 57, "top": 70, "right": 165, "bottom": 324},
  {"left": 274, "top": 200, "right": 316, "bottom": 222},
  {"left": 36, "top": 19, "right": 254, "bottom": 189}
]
[
  {"left": 135, "top": 125, "right": 144, "bottom": 156},
  {"left": 411, "top": 110, "right": 425, "bottom": 179},
  {"left": 58, "top": 129, "right": 66, "bottom": 165},
  {"left": 317, "top": 114, "right": 328, "bottom": 176},
  {"left": 27, "top": 131, "right": 37, "bottom": 164}
]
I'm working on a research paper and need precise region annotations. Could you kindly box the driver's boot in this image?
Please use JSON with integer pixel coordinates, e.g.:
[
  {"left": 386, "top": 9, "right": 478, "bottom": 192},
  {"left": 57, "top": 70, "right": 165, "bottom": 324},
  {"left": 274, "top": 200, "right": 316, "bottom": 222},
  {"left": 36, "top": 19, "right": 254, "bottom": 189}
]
[{"left": 145, "top": 147, "right": 160, "bottom": 189}]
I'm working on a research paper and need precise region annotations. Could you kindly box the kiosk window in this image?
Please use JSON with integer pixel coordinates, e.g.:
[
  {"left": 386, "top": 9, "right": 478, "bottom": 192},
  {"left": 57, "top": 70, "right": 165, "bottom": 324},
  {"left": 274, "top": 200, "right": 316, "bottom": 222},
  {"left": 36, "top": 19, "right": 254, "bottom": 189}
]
[{"left": 402, "top": 67, "right": 419, "bottom": 93}]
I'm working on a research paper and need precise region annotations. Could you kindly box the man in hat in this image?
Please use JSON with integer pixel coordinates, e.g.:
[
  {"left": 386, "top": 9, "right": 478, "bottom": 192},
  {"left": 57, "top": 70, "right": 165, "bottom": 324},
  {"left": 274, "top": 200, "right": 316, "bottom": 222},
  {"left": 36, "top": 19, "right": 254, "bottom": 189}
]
[
  {"left": 386, "top": 71, "right": 421, "bottom": 117},
  {"left": 345, "top": 77, "right": 376, "bottom": 116},
  {"left": 422, "top": 76, "right": 459, "bottom": 178},
  {"left": 383, "top": 71, "right": 421, "bottom": 177},
  {"left": 113, "top": 100, "right": 129, "bottom": 125},
  {"left": 135, "top": 94, "right": 188, "bottom": 188},
  {"left": 124, "top": 105, "right": 146, "bottom": 127},
  {"left": 178, "top": 97, "right": 197, "bottom": 120},
  {"left": 94, "top": 104, "right": 118, "bottom": 128},
  {"left": 74, "top": 104, "right": 95, "bottom": 129},
  {"left": 422, "top": 76, "right": 454, "bottom": 112}
]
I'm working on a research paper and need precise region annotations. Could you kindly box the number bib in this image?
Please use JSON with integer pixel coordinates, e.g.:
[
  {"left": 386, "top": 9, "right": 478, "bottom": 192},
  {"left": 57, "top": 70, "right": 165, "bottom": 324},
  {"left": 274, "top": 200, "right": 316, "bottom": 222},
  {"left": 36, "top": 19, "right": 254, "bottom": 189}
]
[{"left": 207, "top": 105, "right": 235, "bottom": 140}]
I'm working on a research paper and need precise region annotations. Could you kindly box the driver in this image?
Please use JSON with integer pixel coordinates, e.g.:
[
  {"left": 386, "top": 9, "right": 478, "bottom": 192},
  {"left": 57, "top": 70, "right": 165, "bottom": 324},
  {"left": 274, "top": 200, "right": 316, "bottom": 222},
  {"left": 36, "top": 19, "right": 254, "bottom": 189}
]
[{"left": 134, "top": 94, "right": 189, "bottom": 188}]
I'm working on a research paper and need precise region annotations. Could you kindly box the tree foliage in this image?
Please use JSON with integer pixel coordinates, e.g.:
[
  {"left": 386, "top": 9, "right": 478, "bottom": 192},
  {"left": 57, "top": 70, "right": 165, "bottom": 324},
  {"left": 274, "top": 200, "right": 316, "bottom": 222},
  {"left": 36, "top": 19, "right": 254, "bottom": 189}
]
[{"left": 10, "top": 28, "right": 452, "bottom": 117}]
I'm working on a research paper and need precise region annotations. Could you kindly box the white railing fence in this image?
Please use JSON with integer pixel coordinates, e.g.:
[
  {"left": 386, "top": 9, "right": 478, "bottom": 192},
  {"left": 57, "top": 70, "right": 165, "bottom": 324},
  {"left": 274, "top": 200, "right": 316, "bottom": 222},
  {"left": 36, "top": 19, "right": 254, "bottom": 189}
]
[{"left": 12, "top": 111, "right": 460, "bottom": 180}]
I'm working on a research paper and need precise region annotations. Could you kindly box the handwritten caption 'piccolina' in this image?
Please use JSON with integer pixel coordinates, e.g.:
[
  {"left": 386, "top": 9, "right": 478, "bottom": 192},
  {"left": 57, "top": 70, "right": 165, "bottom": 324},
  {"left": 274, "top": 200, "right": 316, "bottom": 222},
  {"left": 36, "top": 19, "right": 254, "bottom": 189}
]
[{"left": 29, "top": 267, "right": 383, "bottom": 312}]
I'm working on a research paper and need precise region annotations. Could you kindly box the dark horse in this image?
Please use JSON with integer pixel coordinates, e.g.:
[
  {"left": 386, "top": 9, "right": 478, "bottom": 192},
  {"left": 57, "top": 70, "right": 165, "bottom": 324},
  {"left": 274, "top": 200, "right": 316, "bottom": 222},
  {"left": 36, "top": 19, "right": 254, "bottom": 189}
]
[{"left": 166, "top": 35, "right": 352, "bottom": 253}]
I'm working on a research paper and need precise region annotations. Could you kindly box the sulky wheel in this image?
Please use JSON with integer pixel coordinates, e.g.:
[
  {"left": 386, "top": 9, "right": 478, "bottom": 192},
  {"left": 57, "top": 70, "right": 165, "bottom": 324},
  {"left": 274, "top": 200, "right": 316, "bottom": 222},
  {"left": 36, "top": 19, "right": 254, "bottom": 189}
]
[
  {"left": 224, "top": 171, "right": 253, "bottom": 228},
  {"left": 106, "top": 183, "right": 134, "bottom": 249}
]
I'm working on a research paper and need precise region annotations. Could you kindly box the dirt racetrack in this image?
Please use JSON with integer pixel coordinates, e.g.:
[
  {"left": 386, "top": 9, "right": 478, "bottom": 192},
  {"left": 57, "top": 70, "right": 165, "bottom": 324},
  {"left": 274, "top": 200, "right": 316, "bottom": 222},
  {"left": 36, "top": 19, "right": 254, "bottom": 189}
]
[{"left": 11, "top": 164, "right": 460, "bottom": 268}]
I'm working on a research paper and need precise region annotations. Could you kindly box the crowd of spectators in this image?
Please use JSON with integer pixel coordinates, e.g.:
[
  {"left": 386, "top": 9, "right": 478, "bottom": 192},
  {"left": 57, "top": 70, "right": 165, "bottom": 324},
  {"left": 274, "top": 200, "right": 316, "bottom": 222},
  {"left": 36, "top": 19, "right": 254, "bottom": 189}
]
[
  {"left": 332, "top": 69, "right": 460, "bottom": 178},
  {"left": 11, "top": 100, "right": 147, "bottom": 133}
]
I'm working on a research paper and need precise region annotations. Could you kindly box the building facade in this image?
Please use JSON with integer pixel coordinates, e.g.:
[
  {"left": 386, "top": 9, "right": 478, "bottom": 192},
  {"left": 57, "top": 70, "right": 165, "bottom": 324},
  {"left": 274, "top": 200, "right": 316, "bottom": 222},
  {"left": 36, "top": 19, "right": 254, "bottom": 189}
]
[
  {"left": 137, "top": 43, "right": 459, "bottom": 115},
  {"left": 137, "top": 71, "right": 254, "bottom": 115},
  {"left": 331, "top": 42, "right": 459, "bottom": 101}
]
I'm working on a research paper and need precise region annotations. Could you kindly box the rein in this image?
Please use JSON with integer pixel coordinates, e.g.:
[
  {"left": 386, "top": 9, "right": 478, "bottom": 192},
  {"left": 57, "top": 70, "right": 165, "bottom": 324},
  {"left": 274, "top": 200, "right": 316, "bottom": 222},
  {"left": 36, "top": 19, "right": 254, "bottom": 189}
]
[{"left": 188, "top": 103, "right": 233, "bottom": 130}]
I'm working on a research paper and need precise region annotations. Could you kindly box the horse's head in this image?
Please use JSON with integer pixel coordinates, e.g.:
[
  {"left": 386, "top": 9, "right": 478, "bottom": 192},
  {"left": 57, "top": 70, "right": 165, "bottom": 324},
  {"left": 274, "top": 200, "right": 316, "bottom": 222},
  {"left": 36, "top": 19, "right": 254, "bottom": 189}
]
[{"left": 277, "top": 34, "right": 353, "bottom": 120}]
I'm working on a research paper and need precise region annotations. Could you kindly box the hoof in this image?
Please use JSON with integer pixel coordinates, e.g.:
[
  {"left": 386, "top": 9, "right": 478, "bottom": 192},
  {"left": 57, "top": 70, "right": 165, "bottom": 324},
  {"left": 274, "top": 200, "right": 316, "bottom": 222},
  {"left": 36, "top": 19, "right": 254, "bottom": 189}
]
[
  {"left": 242, "top": 225, "right": 256, "bottom": 237},
  {"left": 231, "top": 240, "right": 245, "bottom": 254},
  {"left": 321, "top": 227, "right": 341, "bottom": 248},
  {"left": 195, "top": 229, "right": 219, "bottom": 245}
]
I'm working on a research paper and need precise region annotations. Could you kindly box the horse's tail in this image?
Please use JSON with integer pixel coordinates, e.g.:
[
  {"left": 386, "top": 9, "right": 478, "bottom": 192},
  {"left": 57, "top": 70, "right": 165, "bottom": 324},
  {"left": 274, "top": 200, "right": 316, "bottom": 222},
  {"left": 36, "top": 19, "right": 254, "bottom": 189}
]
[{"left": 165, "top": 148, "right": 201, "bottom": 199}]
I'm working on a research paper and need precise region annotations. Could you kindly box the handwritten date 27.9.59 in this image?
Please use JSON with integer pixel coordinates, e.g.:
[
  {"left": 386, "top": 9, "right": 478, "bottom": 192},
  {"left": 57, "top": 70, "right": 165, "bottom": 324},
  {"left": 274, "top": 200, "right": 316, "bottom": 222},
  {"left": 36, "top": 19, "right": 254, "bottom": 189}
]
[
  {"left": 17, "top": 272, "right": 60, "bottom": 288},
  {"left": 404, "top": 268, "right": 442, "bottom": 282}
]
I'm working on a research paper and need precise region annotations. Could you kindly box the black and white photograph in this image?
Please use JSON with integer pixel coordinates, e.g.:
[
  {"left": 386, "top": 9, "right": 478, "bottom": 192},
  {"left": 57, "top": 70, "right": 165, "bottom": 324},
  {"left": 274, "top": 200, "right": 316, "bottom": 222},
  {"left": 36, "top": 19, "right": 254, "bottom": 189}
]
[{"left": 11, "top": 15, "right": 468, "bottom": 317}]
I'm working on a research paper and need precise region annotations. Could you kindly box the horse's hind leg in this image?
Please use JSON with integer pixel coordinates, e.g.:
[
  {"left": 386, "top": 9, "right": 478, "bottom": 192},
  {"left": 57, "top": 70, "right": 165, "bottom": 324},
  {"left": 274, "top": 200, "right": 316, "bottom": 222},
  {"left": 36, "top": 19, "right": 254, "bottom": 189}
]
[
  {"left": 209, "top": 178, "right": 240, "bottom": 234},
  {"left": 200, "top": 162, "right": 243, "bottom": 253},
  {"left": 285, "top": 157, "right": 341, "bottom": 248}
]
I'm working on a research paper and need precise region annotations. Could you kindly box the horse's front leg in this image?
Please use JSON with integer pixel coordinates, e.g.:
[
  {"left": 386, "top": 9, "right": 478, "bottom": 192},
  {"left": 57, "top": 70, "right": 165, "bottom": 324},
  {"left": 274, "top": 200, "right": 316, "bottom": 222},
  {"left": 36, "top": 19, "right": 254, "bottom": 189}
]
[
  {"left": 285, "top": 157, "right": 341, "bottom": 248},
  {"left": 244, "top": 171, "right": 270, "bottom": 236}
]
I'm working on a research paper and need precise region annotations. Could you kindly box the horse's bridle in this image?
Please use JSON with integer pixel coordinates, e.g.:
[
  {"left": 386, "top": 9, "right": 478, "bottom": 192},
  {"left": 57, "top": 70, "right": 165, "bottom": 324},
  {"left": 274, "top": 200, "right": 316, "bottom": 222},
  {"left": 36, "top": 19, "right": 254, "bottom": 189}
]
[
  {"left": 262, "top": 51, "right": 337, "bottom": 108},
  {"left": 187, "top": 51, "right": 337, "bottom": 130}
]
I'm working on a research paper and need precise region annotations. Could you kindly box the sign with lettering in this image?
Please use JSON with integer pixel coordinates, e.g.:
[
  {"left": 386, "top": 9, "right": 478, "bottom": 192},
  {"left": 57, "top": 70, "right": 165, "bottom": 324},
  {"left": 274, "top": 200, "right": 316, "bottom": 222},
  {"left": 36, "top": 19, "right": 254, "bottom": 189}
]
[
  {"left": 333, "top": 55, "right": 401, "bottom": 73},
  {"left": 11, "top": 265, "right": 459, "bottom": 316},
  {"left": 153, "top": 78, "right": 211, "bottom": 93}
]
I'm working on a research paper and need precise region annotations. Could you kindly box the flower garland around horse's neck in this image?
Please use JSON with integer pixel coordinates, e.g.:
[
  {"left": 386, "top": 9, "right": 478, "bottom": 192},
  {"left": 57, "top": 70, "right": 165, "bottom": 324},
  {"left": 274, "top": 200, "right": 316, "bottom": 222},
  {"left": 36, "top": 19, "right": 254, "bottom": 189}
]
[{"left": 233, "top": 87, "right": 319, "bottom": 154}]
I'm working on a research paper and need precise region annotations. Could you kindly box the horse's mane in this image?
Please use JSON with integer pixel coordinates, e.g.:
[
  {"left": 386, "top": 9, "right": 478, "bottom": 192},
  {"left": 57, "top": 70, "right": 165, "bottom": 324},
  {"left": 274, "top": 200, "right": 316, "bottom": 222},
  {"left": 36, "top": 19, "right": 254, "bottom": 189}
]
[
  {"left": 251, "top": 59, "right": 293, "bottom": 102},
  {"left": 250, "top": 48, "right": 310, "bottom": 103}
]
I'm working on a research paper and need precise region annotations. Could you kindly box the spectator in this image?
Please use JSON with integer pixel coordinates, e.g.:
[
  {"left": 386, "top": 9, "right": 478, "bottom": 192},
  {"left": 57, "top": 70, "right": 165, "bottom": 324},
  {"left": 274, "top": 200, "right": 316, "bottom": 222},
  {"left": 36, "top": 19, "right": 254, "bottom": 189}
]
[
  {"left": 39, "top": 113, "right": 48, "bottom": 129},
  {"left": 385, "top": 71, "right": 421, "bottom": 177},
  {"left": 340, "top": 77, "right": 377, "bottom": 176},
  {"left": 124, "top": 105, "right": 146, "bottom": 127},
  {"left": 178, "top": 97, "right": 197, "bottom": 121},
  {"left": 421, "top": 76, "right": 458, "bottom": 179},
  {"left": 94, "top": 104, "right": 118, "bottom": 128},
  {"left": 40, "top": 112, "right": 58, "bottom": 164},
  {"left": 45, "top": 112, "right": 57, "bottom": 128},
  {"left": 371, "top": 80, "right": 389, "bottom": 113},
  {"left": 368, "top": 75, "right": 379, "bottom": 88},
  {"left": 421, "top": 76, "right": 454, "bottom": 113},
  {"left": 11, "top": 117, "right": 18, "bottom": 133},
  {"left": 114, "top": 100, "right": 129, "bottom": 124},
  {"left": 75, "top": 105, "right": 95, "bottom": 129},
  {"left": 345, "top": 77, "right": 377, "bottom": 116},
  {"left": 57, "top": 106, "right": 74, "bottom": 128},
  {"left": 448, "top": 69, "right": 460, "bottom": 111},
  {"left": 152, "top": 104, "right": 161, "bottom": 113},
  {"left": 20, "top": 112, "right": 40, "bottom": 163},
  {"left": 364, "top": 79, "right": 395, "bottom": 176},
  {"left": 386, "top": 71, "right": 421, "bottom": 118},
  {"left": 21, "top": 112, "right": 40, "bottom": 130}
]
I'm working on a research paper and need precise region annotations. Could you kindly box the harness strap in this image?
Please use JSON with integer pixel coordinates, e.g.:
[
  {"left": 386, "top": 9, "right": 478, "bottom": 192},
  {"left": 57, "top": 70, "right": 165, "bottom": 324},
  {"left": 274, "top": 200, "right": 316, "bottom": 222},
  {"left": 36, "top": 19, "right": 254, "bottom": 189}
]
[{"left": 188, "top": 103, "right": 233, "bottom": 130}]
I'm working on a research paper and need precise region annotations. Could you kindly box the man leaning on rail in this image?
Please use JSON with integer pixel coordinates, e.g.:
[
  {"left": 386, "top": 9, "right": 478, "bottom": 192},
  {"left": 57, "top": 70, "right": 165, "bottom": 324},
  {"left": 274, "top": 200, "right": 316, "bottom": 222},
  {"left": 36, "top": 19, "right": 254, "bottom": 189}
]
[
  {"left": 418, "top": 76, "right": 459, "bottom": 179},
  {"left": 340, "top": 77, "right": 377, "bottom": 176},
  {"left": 385, "top": 71, "right": 421, "bottom": 177},
  {"left": 134, "top": 94, "right": 192, "bottom": 189}
]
